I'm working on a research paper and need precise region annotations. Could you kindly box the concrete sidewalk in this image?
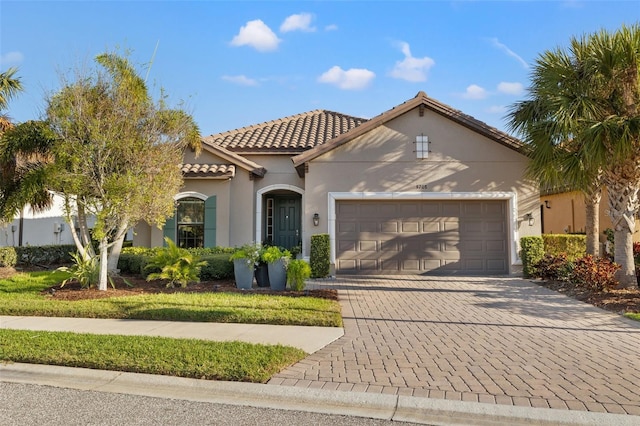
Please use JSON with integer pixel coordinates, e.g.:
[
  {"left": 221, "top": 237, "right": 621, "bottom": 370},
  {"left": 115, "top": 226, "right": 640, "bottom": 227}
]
[{"left": 0, "top": 315, "right": 344, "bottom": 353}]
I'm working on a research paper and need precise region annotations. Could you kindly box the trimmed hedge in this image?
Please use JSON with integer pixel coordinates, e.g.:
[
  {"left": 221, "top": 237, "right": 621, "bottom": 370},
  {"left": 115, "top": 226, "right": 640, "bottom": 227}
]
[
  {"left": 200, "top": 253, "right": 234, "bottom": 280},
  {"left": 542, "top": 234, "right": 586, "bottom": 260},
  {"left": 310, "top": 233, "right": 330, "bottom": 278},
  {"left": 117, "top": 248, "right": 234, "bottom": 281},
  {"left": 0, "top": 247, "right": 17, "bottom": 267},
  {"left": 16, "top": 245, "right": 77, "bottom": 266},
  {"left": 520, "top": 236, "right": 544, "bottom": 278}
]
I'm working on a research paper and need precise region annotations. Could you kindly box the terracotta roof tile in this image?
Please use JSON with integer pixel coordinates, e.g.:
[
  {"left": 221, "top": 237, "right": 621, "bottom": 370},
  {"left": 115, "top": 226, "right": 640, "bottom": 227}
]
[
  {"left": 204, "top": 110, "right": 367, "bottom": 153},
  {"left": 181, "top": 163, "right": 235, "bottom": 179}
]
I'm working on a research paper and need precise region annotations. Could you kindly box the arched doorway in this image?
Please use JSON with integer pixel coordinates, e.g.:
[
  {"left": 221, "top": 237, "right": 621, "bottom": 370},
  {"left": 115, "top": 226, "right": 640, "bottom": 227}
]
[{"left": 256, "top": 185, "right": 303, "bottom": 250}]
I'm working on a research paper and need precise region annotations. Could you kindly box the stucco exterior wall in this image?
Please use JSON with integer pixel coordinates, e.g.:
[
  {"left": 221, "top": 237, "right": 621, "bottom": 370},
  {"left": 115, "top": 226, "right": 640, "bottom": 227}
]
[
  {"left": 541, "top": 190, "right": 640, "bottom": 243},
  {"left": 303, "top": 107, "right": 539, "bottom": 270}
]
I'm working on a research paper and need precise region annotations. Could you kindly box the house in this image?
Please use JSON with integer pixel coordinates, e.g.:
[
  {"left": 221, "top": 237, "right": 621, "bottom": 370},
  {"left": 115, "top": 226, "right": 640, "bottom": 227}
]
[
  {"left": 133, "top": 92, "right": 540, "bottom": 275},
  {"left": 540, "top": 188, "right": 640, "bottom": 244},
  {"left": 0, "top": 193, "right": 84, "bottom": 247}
]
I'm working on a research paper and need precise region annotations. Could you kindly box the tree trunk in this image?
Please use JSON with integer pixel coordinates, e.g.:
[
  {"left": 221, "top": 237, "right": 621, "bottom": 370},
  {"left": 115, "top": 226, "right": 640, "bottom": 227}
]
[
  {"left": 98, "top": 237, "right": 109, "bottom": 291},
  {"left": 605, "top": 169, "right": 640, "bottom": 288},
  {"left": 107, "top": 229, "right": 127, "bottom": 273},
  {"left": 584, "top": 187, "right": 601, "bottom": 257}
]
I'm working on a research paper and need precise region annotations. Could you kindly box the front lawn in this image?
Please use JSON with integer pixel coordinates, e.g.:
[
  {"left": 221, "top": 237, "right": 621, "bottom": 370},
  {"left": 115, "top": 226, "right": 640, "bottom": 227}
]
[
  {"left": 0, "top": 329, "right": 305, "bottom": 383},
  {"left": 0, "top": 270, "right": 342, "bottom": 327}
]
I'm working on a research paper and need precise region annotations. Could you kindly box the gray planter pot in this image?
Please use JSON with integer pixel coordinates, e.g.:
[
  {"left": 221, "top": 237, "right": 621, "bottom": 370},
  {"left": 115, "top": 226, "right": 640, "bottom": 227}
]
[
  {"left": 233, "top": 259, "right": 254, "bottom": 289},
  {"left": 267, "top": 259, "right": 287, "bottom": 291}
]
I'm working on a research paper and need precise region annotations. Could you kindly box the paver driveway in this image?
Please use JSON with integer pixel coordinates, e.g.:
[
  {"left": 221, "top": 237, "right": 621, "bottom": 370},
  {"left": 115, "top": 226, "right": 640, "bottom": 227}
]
[{"left": 269, "top": 276, "right": 640, "bottom": 415}]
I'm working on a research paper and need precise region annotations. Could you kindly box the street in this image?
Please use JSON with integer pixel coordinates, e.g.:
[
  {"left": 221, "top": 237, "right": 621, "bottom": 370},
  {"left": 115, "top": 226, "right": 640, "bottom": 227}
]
[{"left": 0, "top": 382, "right": 419, "bottom": 426}]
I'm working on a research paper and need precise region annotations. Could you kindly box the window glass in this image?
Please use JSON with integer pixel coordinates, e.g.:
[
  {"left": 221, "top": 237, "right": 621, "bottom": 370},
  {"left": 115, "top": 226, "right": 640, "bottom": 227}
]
[{"left": 176, "top": 197, "right": 204, "bottom": 248}]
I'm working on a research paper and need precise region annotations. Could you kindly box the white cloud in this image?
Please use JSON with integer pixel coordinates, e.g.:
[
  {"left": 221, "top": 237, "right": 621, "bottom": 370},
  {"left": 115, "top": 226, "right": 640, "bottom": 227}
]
[
  {"left": 280, "top": 13, "right": 316, "bottom": 33},
  {"left": 0, "top": 51, "right": 24, "bottom": 65},
  {"left": 221, "top": 75, "right": 259, "bottom": 86},
  {"left": 324, "top": 24, "right": 338, "bottom": 31},
  {"left": 389, "top": 42, "right": 435, "bottom": 83},
  {"left": 489, "top": 38, "right": 529, "bottom": 69},
  {"left": 318, "top": 66, "right": 375, "bottom": 90},
  {"left": 230, "top": 20, "right": 281, "bottom": 52},
  {"left": 497, "top": 81, "right": 524, "bottom": 95},
  {"left": 462, "top": 84, "right": 488, "bottom": 100}
]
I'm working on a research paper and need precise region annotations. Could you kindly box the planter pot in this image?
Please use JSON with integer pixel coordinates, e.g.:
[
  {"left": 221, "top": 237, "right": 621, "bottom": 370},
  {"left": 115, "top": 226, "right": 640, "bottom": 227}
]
[
  {"left": 267, "top": 259, "right": 287, "bottom": 291},
  {"left": 233, "top": 259, "right": 255, "bottom": 290},
  {"left": 255, "top": 262, "right": 270, "bottom": 287}
]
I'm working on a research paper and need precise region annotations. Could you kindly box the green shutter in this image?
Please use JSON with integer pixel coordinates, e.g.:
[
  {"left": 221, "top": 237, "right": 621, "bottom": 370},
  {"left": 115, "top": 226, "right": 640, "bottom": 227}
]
[
  {"left": 204, "top": 196, "right": 217, "bottom": 247},
  {"left": 163, "top": 212, "right": 176, "bottom": 246}
]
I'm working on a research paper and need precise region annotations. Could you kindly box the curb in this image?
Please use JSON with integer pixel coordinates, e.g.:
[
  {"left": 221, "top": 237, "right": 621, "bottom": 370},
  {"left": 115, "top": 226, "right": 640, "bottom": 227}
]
[{"left": 2, "top": 363, "right": 639, "bottom": 426}]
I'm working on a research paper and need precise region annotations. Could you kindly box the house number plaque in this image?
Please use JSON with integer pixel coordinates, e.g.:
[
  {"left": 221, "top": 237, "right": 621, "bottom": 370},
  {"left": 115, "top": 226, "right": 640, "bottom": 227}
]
[{"left": 415, "top": 184, "right": 428, "bottom": 190}]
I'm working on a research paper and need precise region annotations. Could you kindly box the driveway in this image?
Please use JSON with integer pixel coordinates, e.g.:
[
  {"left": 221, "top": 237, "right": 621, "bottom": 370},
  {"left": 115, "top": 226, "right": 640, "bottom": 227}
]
[{"left": 269, "top": 276, "right": 640, "bottom": 415}]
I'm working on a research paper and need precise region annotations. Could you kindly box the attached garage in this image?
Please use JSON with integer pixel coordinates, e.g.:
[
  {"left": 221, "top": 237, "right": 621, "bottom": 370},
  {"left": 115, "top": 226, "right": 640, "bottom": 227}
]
[{"left": 335, "top": 199, "right": 509, "bottom": 275}]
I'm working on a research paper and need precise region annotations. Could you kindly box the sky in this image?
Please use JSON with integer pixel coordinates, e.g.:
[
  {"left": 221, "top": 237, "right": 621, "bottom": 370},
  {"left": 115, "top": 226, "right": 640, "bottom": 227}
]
[{"left": 2, "top": 1, "right": 639, "bottom": 137}]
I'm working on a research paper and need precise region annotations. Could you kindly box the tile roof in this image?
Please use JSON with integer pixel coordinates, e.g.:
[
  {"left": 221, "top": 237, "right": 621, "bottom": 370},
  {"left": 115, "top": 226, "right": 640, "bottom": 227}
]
[
  {"left": 292, "top": 91, "right": 526, "bottom": 173},
  {"left": 200, "top": 142, "right": 266, "bottom": 177},
  {"left": 181, "top": 163, "right": 235, "bottom": 179},
  {"left": 203, "top": 110, "right": 367, "bottom": 153}
]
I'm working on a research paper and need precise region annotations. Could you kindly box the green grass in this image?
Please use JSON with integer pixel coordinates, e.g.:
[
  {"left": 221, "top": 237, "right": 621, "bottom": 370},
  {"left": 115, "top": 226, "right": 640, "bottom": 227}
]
[
  {"left": 0, "top": 329, "right": 306, "bottom": 383},
  {"left": 625, "top": 313, "right": 640, "bottom": 321},
  {"left": 0, "top": 271, "right": 342, "bottom": 327}
]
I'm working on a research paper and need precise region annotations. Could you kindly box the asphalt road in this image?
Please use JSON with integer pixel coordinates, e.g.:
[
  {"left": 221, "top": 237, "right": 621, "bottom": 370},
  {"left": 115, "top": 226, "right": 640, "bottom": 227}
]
[{"left": 0, "top": 382, "right": 420, "bottom": 426}]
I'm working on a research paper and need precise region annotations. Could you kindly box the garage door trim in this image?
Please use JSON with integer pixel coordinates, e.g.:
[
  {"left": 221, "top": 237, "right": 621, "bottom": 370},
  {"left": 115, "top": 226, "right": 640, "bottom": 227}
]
[{"left": 328, "top": 191, "right": 520, "bottom": 273}]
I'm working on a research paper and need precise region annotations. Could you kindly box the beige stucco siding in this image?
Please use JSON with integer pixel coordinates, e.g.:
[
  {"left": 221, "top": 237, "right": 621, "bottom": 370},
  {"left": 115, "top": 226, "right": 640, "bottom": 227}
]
[{"left": 303, "top": 107, "right": 539, "bottom": 272}]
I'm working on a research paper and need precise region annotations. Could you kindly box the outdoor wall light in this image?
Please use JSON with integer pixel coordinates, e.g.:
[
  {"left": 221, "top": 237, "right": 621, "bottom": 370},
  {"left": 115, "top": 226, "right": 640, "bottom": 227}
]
[
  {"left": 313, "top": 213, "right": 320, "bottom": 226},
  {"left": 545, "top": 200, "right": 551, "bottom": 209},
  {"left": 524, "top": 213, "right": 535, "bottom": 226}
]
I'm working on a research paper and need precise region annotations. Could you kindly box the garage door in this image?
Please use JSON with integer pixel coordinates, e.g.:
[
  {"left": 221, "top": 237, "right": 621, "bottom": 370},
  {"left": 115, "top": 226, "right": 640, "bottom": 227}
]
[{"left": 335, "top": 200, "right": 508, "bottom": 275}]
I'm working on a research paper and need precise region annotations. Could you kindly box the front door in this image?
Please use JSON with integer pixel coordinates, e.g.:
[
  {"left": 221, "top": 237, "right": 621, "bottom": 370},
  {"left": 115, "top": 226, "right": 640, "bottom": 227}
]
[{"left": 273, "top": 197, "right": 301, "bottom": 249}]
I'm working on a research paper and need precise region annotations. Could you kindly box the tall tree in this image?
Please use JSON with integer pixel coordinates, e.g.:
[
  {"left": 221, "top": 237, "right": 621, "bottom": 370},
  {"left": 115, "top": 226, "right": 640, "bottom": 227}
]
[
  {"left": 0, "top": 67, "right": 23, "bottom": 133},
  {"left": 42, "top": 51, "right": 201, "bottom": 290},
  {"left": 0, "top": 53, "right": 201, "bottom": 290},
  {"left": 508, "top": 25, "right": 640, "bottom": 287}
]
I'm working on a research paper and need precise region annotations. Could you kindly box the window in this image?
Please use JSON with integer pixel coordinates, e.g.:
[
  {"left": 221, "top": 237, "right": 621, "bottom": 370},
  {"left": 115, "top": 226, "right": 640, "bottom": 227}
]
[
  {"left": 415, "top": 134, "right": 429, "bottom": 159},
  {"left": 176, "top": 197, "right": 204, "bottom": 248}
]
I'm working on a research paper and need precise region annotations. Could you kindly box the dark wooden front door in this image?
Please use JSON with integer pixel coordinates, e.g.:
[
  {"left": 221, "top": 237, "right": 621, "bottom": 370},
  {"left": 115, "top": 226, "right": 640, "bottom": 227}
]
[{"left": 274, "top": 197, "right": 301, "bottom": 249}]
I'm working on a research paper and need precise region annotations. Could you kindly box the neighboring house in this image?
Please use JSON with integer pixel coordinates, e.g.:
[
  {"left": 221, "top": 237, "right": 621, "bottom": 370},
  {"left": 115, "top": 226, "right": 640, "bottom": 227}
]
[
  {"left": 0, "top": 193, "right": 84, "bottom": 247},
  {"left": 135, "top": 92, "right": 540, "bottom": 275},
  {"left": 540, "top": 189, "right": 640, "bottom": 243}
]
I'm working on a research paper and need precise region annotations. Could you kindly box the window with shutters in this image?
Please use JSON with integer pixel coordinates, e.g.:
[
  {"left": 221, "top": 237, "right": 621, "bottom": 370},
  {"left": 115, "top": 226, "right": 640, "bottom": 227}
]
[{"left": 176, "top": 197, "right": 204, "bottom": 248}]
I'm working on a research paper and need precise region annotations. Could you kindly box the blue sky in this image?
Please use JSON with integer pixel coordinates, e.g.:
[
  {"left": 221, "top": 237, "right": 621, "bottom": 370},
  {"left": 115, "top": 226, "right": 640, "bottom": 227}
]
[{"left": 2, "top": 1, "right": 639, "bottom": 137}]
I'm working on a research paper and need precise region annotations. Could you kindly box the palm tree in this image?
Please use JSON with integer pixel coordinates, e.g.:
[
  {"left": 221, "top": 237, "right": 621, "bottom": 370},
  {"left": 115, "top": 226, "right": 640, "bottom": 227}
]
[
  {"left": 0, "top": 67, "right": 23, "bottom": 133},
  {"left": 508, "top": 24, "right": 640, "bottom": 288}
]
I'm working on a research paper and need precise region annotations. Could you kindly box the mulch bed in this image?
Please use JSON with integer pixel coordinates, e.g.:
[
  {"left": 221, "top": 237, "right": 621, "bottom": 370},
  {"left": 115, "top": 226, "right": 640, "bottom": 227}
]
[
  {"left": 534, "top": 279, "right": 640, "bottom": 314},
  {"left": 0, "top": 266, "right": 338, "bottom": 301},
  {"left": 3, "top": 266, "right": 640, "bottom": 313}
]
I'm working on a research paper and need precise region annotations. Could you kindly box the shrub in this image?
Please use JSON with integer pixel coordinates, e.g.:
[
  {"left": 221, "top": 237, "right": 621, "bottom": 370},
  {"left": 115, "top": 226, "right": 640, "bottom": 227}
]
[
  {"left": 199, "top": 253, "right": 234, "bottom": 280},
  {"left": 0, "top": 247, "right": 17, "bottom": 267},
  {"left": 56, "top": 252, "right": 100, "bottom": 288},
  {"left": 261, "top": 246, "right": 291, "bottom": 264},
  {"left": 145, "top": 237, "right": 207, "bottom": 288},
  {"left": 16, "top": 244, "right": 77, "bottom": 266},
  {"left": 542, "top": 234, "right": 586, "bottom": 260},
  {"left": 533, "top": 253, "right": 574, "bottom": 281},
  {"left": 571, "top": 255, "right": 620, "bottom": 291},
  {"left": 310, "top": 234, "right": 330, "bottom": 278},
  {"left": 287, "top": 259, "right": 311, "bottom": 291},
  {"left": 520, "top": 236, "right": 544, "bottom": 278}
]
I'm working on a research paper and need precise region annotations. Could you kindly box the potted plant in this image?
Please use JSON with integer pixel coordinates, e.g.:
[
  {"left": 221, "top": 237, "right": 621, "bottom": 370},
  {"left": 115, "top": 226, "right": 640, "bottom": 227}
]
[
  {"left": 261, "top": 246, "right": 291, "bottom": 291},
  {"left": 254, "top": 246, "right": 270, "bottom": 288},
  {"left": 229, "top": 242, "right": 261, "bottom": 289},
  {"left": 287, "top": 259, "right": 311, "bottom": 291}
]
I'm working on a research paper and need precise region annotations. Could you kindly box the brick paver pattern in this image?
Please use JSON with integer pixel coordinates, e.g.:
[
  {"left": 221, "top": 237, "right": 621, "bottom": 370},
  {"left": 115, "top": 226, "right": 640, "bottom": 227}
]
[{"left": 268, "top": 276, "right": 640, "bottom": 415}]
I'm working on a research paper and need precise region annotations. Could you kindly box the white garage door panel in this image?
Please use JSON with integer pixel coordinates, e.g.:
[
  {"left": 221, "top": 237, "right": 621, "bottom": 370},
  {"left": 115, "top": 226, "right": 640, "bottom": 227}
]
[{"left": 336, "top": 200, "right": 508, "bottom": 275}]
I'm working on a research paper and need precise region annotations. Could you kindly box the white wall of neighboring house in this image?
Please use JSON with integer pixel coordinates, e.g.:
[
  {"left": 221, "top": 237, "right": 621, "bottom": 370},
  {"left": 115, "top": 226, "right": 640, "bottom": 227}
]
[{"left": 0, "top": 193, "right": 133, "bottom": 247}]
